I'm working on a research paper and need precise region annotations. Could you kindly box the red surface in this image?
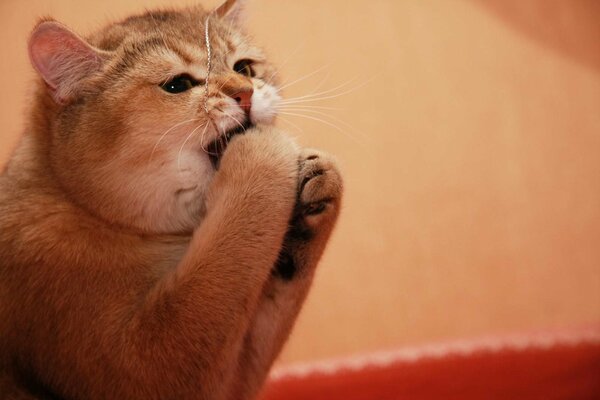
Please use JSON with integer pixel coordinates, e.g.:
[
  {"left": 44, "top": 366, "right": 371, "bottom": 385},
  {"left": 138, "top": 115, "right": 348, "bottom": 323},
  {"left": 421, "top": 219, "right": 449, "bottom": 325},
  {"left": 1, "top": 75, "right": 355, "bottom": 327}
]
[{"left": 261, "top": 343, "right": 600, "bottom": 400}]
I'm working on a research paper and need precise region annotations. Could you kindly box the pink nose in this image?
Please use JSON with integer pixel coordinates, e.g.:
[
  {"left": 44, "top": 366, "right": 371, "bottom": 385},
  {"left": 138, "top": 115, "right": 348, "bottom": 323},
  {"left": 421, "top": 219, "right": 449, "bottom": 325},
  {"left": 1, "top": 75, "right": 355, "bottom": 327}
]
[{"left": 231, "top": 89, "right": 253, "bottom": 115}]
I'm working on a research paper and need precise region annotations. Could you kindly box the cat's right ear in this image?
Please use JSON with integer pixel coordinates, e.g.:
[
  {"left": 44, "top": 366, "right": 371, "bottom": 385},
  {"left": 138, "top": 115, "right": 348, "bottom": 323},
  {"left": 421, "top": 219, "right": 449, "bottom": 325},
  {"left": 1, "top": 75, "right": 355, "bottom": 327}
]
[
  {"left": 214, "top": 0, "right": 246, "bottom": 25},
  {"left": 28, "top": 20, "right": 107, "bottom": 105}
]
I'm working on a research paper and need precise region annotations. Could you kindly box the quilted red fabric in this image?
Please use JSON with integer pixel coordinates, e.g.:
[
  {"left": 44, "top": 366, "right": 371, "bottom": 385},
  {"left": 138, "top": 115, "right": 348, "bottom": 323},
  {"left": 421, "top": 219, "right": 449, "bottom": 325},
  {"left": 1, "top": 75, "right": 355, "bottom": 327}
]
[{"left": 261, "top": 331, "right": 600, "bottom": 400}]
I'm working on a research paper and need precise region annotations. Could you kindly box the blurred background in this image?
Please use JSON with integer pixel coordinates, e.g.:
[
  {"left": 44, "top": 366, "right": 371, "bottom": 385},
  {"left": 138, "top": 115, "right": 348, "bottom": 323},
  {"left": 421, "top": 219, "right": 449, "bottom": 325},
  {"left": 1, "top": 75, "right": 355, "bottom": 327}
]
[{"left": 1, "top": 0, "right": 599, "bottom": 368}]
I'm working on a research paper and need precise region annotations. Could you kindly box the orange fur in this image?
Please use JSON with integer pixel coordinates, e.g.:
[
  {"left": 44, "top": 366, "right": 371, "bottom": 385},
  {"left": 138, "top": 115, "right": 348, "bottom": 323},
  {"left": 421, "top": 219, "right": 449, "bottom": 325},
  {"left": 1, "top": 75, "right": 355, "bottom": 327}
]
[{"left": 0, "top": 2, "right": 342, "bottom": 399}]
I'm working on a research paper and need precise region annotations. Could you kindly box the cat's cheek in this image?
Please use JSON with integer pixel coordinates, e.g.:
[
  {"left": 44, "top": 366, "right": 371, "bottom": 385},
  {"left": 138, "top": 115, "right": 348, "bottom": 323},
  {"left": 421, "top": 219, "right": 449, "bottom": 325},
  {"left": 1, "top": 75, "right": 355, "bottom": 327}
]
[
  {"left": 173, "top": 153, "right": 216, "bottom": 224},
  {"left": 131, "top": 151, "right": 215, "bottom": 232}
]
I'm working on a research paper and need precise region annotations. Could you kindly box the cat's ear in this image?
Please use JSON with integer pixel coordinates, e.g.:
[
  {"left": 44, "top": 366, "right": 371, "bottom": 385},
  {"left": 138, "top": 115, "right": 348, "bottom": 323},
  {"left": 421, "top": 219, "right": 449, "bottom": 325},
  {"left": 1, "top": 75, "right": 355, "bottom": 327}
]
[
  {"left": 28, "top": 20, "right": 107, "bottom": 104},
  {"left": 214, "top": 0, "right": 246, "bottom": 25}
]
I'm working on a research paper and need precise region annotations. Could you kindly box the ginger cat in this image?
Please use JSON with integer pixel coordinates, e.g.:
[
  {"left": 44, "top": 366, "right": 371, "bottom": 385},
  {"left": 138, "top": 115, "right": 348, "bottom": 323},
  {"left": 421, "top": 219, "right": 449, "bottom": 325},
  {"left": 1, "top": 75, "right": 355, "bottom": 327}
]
[{"left": 0, "top": 1, "right": 343, "bottom": 399}]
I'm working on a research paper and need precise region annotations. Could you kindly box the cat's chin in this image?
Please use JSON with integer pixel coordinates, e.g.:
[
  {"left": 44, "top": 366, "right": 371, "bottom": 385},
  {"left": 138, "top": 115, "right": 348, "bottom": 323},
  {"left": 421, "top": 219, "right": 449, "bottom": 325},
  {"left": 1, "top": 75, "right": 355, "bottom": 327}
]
[{"left": 208, "top": 121, "right": 255, "bottom": 169}]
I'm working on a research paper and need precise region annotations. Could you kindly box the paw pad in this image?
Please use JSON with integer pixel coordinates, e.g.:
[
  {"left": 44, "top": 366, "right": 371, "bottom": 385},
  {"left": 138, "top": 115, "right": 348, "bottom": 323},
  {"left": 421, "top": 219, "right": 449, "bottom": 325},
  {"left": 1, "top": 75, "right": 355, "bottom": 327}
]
[{"left": 304, "top": 201, "right": 327, "bottom": 215}]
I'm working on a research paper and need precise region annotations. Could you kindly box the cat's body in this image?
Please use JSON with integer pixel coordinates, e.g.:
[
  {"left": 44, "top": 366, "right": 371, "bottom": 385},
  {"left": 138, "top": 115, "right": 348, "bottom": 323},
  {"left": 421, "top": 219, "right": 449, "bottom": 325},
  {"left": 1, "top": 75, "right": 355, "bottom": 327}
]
[{"left": 0, "top": 2, "right": 342, "bottom": 399}]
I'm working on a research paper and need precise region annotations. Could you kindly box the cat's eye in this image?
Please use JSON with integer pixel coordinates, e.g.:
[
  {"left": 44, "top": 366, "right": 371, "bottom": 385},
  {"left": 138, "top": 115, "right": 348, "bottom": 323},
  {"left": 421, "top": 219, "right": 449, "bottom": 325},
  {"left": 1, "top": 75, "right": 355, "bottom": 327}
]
[
  {"left": 160, "top": 74, "right": 199, "bottom": 94},
  {"left": 233, "top": 59, "right": 255, "bottom": 78}
]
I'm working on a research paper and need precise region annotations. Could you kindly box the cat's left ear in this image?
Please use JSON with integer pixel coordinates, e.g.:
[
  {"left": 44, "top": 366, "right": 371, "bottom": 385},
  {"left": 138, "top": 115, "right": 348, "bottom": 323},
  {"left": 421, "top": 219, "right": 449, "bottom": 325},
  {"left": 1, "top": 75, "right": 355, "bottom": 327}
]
[
  {"left": 214, "top": 0, "right": 246, "bottom": 25},
  {"left": 28, "top": 20, "right": 109, "bottom": 105}
]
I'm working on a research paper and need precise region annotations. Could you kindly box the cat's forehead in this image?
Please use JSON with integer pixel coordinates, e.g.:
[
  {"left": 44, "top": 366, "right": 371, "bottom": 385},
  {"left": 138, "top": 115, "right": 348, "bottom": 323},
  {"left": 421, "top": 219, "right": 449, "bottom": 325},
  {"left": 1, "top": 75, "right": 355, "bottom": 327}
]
[
  {"left": 89, "top": 8, "right": 245, "bottom": 54},
  {"left": 86, "top": 8, "right": 264, "bottom": 78}
]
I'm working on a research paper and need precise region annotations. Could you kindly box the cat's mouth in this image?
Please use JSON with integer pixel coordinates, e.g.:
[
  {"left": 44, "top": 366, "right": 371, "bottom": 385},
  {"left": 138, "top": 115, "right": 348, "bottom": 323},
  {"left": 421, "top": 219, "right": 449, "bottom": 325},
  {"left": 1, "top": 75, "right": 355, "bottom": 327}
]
[{"left": 207, "top": 121, "right": 254, "bottom": 169}]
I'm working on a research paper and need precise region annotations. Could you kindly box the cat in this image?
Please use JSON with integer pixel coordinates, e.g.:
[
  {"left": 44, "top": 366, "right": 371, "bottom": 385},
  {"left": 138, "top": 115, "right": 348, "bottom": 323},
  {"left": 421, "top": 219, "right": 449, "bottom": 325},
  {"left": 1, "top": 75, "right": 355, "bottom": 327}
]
[{"left": 0, "top": 1, "right": 343, "bottom": 399}]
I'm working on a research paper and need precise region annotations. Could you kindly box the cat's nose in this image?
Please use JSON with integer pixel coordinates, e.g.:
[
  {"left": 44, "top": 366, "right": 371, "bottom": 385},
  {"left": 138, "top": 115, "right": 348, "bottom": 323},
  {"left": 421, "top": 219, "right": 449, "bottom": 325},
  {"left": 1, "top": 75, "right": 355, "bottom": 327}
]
[{"left": 231, "top": 89, "right": 253, "bottom": 115}]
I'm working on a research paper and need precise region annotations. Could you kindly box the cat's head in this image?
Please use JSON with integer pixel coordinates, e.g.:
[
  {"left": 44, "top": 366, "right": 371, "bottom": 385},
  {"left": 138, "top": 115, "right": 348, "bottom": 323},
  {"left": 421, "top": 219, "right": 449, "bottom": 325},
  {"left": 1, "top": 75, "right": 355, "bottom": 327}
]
[{"left": 28, "top": 0, "right": 282, "bottom": 234}]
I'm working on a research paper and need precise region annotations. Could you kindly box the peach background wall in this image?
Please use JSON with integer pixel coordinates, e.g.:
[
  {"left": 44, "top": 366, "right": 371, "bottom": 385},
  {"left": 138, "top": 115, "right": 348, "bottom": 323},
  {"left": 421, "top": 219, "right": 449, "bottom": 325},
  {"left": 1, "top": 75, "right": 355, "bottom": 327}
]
[{"left": 1, "top": 0, "right": 599, "bottom": 366}]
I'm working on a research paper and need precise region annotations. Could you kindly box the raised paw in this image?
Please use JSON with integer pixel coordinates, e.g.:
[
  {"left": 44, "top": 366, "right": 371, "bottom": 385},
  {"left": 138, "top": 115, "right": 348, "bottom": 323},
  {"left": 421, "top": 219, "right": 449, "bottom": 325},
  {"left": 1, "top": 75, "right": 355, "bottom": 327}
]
[
  {"left": 208, "top": 127, "right": 299, "bottom": 212},
  {"left": 272, "top": 149, "right": 343, "bottom": 281},
  {"left": 295, "top": 149, "right": 343, "bottom": 230}
]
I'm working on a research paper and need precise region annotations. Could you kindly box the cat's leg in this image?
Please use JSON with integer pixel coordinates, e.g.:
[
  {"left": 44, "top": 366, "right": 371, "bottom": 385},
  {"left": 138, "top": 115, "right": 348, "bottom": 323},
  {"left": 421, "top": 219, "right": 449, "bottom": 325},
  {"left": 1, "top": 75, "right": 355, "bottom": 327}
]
[
  {"left": 0, "top": 375, "right": 32, "bottom": 400},
  {"left": 228, "top": 149, "right": 343, "bottom": 400},
  {"left": 0, "top": 373, "right": 57, "bottom": 400},
  {"left": 124, "top": 129, "right": 300, "bottom": 400}
]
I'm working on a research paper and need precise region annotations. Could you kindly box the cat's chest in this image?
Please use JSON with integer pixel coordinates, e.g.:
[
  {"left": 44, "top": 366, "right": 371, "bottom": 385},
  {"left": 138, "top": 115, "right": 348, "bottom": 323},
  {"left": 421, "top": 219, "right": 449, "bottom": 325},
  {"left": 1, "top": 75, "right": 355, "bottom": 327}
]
[{"left": 122, "top": 149, "right": 215, "bottom": 233}]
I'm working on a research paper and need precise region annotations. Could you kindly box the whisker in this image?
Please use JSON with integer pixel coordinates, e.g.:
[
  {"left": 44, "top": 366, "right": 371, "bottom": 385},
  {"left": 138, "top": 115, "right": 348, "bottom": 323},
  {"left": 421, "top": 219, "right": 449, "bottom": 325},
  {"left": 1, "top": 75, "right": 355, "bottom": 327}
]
[
  {"left": 278, "top": 77, "right": 374, "bottom": 106},
  {"left": 177, "top": 122, "right": 209, "bottom": 171},
  {"left": 276, "top": 63, "right": 331, "bottom": 92},
  {"left": 299, "top": 69, "right": 333, "bottom": 98},
  {"left": 278, "top": 76, "right": 360, "bottom": 104},
  {"left": 218, "top": 109, "right": 249, "bottom": 150},
  {"left": 225, "top": 8, "right": 240, "bottom": 38},
  {"left": 220, "top": 108, "right": 246, "bottom": 130},
  {"left": 150, "top": 118, "right": 201, "bottom": 161},
  {"left": 199, "top": 125, "right": 211, "bottom": 155},
  {"left": 265, "top": 41, "right": 306, "bottom": 84},
  {"left": 275, "top": 104, "right": 341, "bottom": 111},
  {"left": 216, "top": 74, "right": 237, "bottom": 92},
  {"left": 277, "top": 111, "right": 367, "bottom": 147},
  {"left": 276, "top": 115, "right": 304, "bottom": 135},
  {"left": 278, "top": 107, "right": 370, "bottom": 141}
]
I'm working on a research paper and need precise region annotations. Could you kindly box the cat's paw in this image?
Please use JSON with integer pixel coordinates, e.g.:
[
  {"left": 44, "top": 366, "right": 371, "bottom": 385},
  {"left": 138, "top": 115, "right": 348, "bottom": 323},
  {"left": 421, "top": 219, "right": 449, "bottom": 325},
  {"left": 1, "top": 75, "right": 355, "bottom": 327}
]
[
  {"left": 208, "top": 127, "right": 299, "bottom": 212},
  {"left": 271, "top": 149, "right": 343, "bottom": 280},
  {"left": 295, "top": 149, "right": 343, "bottom": 231},
  {"left": 222, "top": 127, "right": 299, "bottom": 178}
]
